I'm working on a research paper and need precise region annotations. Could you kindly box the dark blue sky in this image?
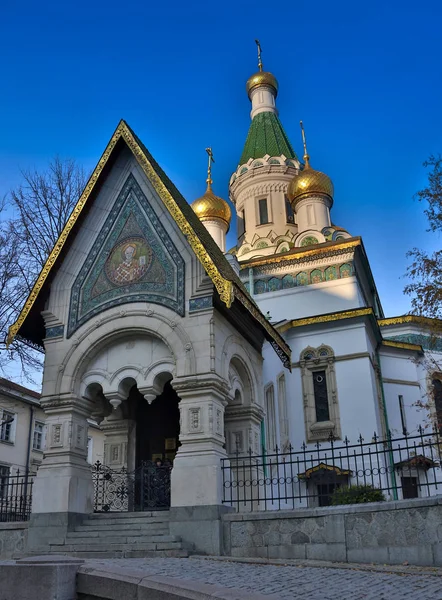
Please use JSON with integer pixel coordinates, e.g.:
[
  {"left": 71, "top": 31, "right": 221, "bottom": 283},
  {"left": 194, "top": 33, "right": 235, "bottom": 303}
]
[{"left": 1, "top": 0, "right": 441, "bottom": 317}]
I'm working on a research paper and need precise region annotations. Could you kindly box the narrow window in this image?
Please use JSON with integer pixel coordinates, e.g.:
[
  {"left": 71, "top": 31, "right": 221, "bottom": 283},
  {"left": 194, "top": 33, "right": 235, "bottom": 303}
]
[
  {"left": 401, "top": 476, "right": 419, "bottom": 499},
  {"left": 432, "top": 378, "right": 442, "bottom": 433},
  {"left": 285, "top": 196, "right": 294, "bottom": 223},
  {"left": 277, "top": 375, "right": 289, "bottom": 449},
  {"left": 398, "top": 395, "right": 407, "bottom": 435},
  {"left": 0, "top": 411, "right": 15, "bottom": 443},
  {"left": 317, "top": 482, "right": 339, "bottom": 507},
  {"left": 313, "top": 371, "right": 330, "bottom": 422},
  {"left": 33, "top": 422, "right": 44, "bottom": 451},
  {"left": 265, "top": 385, "right": 277, "bottom": 452},
  {"left": 238, "top": 208, "right": 246, "bottom": 237},
  {"left": 258, "top": 199, "right": 269, "bottom": 225},
  {"left": 87, "top": 437, "right": 93, "bottom": 464},
  {"left": 0, "top": 466, "right": 10, "bottom": 499}
]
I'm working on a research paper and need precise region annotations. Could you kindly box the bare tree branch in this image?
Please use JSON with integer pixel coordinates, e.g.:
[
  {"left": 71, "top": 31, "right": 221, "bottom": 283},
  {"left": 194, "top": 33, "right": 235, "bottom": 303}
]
[{"left": 0, "top": 158, "right": 87, "bottom": 382}]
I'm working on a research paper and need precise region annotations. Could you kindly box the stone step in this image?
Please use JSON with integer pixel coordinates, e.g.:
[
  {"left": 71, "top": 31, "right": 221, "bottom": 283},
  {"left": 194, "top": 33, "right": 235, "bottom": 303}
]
[
  {"left": 55, "top": 540, "right": 185, "bottom": 552},
  {"left": 64, "top": 533, "right": 180, "bottom": 544},
  {"left": 88, "top": 511, "right": 168, "bottom": 519},
  {"left": 74, "top": 523, "right": 169, "bottom": 533},
  {"left": 47, "top": 549, "right": 190, "bottom": 558},
  {"left": 82, "top": 516, "right": 169, "bottom": 527}
]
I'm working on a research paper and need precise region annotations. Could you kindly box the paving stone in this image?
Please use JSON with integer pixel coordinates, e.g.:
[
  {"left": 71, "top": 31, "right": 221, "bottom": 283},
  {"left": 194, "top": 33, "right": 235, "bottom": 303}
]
[{"left": 73, "top": 557, "right": 442, "bottom": 599}]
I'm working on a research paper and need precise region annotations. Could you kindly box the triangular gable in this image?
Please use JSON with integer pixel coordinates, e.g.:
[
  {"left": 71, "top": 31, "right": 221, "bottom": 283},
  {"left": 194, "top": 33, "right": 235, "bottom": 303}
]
[{"left": 7, "top": 120, "right": 291, "bottom": 368}]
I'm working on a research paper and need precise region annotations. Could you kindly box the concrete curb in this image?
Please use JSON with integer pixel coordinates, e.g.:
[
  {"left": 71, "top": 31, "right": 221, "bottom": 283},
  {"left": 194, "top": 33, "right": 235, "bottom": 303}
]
[
  {"left": 77, "top": 564, "right": 281, "bottom": 599},
  {"left": 191, "top": 555, "right": 442, "bottom": 577}
]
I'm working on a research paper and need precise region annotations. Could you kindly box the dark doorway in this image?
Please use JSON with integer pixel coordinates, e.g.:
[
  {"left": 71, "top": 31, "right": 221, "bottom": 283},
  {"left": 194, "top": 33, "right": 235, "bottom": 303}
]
[{"left": 132, "top": 380, "right": 180, "bottom": 468}]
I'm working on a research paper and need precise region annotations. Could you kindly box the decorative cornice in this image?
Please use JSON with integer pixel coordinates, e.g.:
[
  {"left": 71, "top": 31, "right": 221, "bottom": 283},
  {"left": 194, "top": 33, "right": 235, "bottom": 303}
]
[
  {"left": 6, "top": 121, "right": 234, "bottom": 347},
  {"left": 239, "top": 239, "right": 361, "bottom": 271},
  {"left": 381, "top": 340, "right": 423, "bottom": 352},
  {"left": 379, "top": 315, "right": 442, "bottom": 329},
  {"left": 382, "top": 377, "right": 420, "bottom": 387},
  {"left": 278, "top": 308, "right": 374, "bottom": 333}
]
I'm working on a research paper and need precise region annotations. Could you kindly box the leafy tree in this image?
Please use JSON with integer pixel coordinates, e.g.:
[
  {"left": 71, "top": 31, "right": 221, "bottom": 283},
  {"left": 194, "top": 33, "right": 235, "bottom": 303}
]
[
  {"left": 0, "top": 158, "right": 87, "bottom": 382},
  {"left": 405, "top": 155, "right": 442, "bottom": 318}
]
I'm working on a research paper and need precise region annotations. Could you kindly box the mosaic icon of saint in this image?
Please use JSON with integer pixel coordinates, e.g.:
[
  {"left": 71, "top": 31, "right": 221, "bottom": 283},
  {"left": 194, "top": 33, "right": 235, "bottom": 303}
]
[{"left": 111, "top": 242, "right": 148, "bottom": 284}]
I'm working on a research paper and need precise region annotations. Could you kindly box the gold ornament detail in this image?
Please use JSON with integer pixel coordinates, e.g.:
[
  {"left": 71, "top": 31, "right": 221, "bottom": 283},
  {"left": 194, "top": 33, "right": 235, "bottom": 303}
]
[
  {"left": 381, "top": 340, "right": 423, "bottom": 352},
  {"left": 278, "top": 308, "right": 374, "bottom": 333},
  {"left": 379, "top": 315, "right": 442, "bottom": 329},
  {"left": 239, "top": 239, "right": 361, "bottom": 270},
  {"left": 191, "top": 147, "right": 231, "bottom": 227},
  {"left": 7, "top": 121, "right": 234, "bottom": 346},
  {"left": 245, "top": 39, "right": 278, "bottom": 99}
]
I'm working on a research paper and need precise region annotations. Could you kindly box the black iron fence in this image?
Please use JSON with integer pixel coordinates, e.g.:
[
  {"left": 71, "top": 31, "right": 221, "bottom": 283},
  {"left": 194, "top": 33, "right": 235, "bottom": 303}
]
[
  {"left": 221, "top": 427, "right": 442, "bottom": 511},
  {"left": 92, "top": 461, "right": 172, "bottom": 512},
  {"left": 0, "top": 470, "right": 33, "bottom": 522}
]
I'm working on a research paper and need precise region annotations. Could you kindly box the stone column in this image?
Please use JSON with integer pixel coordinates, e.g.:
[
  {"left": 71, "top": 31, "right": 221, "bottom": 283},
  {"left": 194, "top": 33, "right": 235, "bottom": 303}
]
[
  {"left": 27, "top": 395, "right": 94, "bottom": 551},
  {"left": 170, "top": 375, "right": 228, "bottom": 507},
  {"left": 101, "top": 406, "right": 136, "bottom": 471},
  {"left": 168, "top": 375, "right": 234, "bottom": 555}
]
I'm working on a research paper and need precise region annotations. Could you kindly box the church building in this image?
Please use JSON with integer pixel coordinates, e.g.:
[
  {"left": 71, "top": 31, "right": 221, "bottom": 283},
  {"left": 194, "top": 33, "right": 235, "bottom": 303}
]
[{"left": 6, "top": 45, "right": 442, "bottom": 553}]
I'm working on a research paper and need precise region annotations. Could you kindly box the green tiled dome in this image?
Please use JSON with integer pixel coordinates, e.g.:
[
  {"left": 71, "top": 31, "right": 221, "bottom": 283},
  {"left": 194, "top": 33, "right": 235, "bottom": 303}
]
[{"left": 239, "top": 112, "right": 297, "bottom": 166}]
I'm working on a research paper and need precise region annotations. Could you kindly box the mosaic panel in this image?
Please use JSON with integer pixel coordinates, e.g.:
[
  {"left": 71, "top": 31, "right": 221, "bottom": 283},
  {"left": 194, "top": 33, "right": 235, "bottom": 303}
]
[
  {"left": 244, "top": 261, "right": 354, "bottom": 296},
  {"left": 45, "top": 325, "right": 64, "bottom": 339},
  {"left": 268, "top": 277, "right": 282, "bottom": 292},
  {"left": 340, "top": 263, "right": 353, "bottom": 278},
  {"left": 282, "top": 274, "right": 295, "bottom": 289},
  {"left": 310, "top": 269, "right": 324, "bottom": 284},
  {"left": 296, "top": 272, "right": 308, "bottom": 286},
  {"left": 325, "top": 266, "right": 337, "bottom": 281},
  {"left": 68, "top": 174, "right": 185, "bottom": 337},
  {"left": 189, "top": 296, "right": 213, "bottom": 312},
  {"left": 385, "top": 334, "right": 442, "bottom": 352},
  {"left": 300, "top": 236, "right": 319, "bottom": 247}
]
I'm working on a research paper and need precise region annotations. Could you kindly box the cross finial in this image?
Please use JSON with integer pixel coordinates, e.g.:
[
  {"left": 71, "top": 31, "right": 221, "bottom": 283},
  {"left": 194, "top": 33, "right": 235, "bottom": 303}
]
[
  {"left": 255, "top": 39, "right": 263, "bottom": 72},
  {"left": 205, "top": 147, "right": 215, "bottom": 189},
  {"left": 300, "top": 120, "right": 310, "bottom": 168}
]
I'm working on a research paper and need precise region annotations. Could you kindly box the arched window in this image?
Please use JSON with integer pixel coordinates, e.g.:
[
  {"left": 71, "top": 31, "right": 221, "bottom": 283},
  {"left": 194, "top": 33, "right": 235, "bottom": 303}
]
[
  {"left": 300, "top": 345, "right": 341, "bottom": 442},
  {"left": 432, "top": 375, "right": 442, "bottom": 433},
  {"left": 265, "top": 384, "right": 277, "bottom": 452}
]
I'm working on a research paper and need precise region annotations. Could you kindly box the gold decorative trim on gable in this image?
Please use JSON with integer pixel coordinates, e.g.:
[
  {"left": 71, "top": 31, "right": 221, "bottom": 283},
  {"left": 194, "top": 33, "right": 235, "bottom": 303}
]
[
  {"left": 379, "top": 315, "right": 442, "bottom": 329},
  {"left": 7, "top": 120, "right": 291, "bottom": 369},
  {"left": 7, "top": 121, "right": 235, "bottom": 347},
  {"left": 381, "top": 340, "right": 423, "bottom": 352},
  {"left": 239, "top": 239, "right": 361, "bottom": 270},
  {"left": 278, "top": 308, "right": 373, "bottom": 334}
]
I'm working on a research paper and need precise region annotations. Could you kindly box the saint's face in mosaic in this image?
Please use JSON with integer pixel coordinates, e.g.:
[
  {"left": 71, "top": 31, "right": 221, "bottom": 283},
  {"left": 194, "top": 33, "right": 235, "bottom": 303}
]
[{"left": 105, "top": 237, "right": 152, "bottom": 285}]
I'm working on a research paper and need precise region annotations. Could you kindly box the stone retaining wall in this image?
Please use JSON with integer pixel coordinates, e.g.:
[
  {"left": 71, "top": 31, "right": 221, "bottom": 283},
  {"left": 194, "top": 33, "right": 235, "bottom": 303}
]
[
  {"left": 0, "top": 522, "right": 28, "bottom": 559},
  {"left": 222, "top": 496, "right": 442, "bottom": 566}
]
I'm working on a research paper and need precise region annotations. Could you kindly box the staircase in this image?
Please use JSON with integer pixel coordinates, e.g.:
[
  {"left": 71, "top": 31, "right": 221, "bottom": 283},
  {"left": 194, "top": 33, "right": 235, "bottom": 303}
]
[{"left": 45, "top": 511, "right": 191, "bottom": 558}]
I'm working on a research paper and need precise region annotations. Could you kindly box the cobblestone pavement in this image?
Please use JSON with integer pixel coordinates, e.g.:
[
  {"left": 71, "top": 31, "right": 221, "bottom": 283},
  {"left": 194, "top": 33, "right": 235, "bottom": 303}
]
[{"left": 87, "top": 557, "right": 442, "bottom": 599}]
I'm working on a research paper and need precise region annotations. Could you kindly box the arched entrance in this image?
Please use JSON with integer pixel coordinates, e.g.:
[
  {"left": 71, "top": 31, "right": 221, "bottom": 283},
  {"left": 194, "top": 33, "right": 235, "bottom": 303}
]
[
  {"left": 92, "top": 377, "right": 181, "bottom": 512},
  {"left": 133, "top": 380, "right": 181, "bottom": 467}
]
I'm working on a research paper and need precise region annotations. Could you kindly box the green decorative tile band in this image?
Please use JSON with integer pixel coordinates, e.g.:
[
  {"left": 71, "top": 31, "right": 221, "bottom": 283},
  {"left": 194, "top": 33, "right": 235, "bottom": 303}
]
[
  {"left": 243, "top": 262, "right": 354, "bottom": 295},
  {"left": 384, "top": 333, "right": 442, "bottom": 352},
  {"left": 239, "top": 112, "right": 297, "bottom": 166}
]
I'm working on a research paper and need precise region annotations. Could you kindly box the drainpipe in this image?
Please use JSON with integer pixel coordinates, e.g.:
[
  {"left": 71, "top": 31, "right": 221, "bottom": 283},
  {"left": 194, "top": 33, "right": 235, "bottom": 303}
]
[
  {"left": 375, "top": 348, "right": 398, "bottom": 500},
  {"left": 24, "top": 405, "right": 34, "bottom": 510}
]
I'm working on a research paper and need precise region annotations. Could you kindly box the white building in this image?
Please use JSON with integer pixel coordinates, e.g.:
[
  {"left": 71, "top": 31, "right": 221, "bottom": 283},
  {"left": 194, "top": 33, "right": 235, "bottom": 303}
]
[{"left": 5, "top": 49, "right": 442, "bottom": 535}]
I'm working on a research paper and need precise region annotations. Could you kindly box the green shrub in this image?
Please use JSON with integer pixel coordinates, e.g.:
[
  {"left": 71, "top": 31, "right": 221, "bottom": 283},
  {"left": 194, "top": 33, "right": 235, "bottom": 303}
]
[{"left": 330, "top": 484, "right": 386, "bottom": 505}]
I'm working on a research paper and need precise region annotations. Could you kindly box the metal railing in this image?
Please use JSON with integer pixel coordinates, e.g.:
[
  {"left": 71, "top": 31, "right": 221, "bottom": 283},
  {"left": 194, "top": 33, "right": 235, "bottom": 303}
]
[
  {"left": 92, "top": 461, "right": 172, "bottom": 512},
  {"left": 0, "top": 470, "right": 33, "bottom": 522},
  {"left": 221, "top": 427, "right": 442, "bottom": 511}
]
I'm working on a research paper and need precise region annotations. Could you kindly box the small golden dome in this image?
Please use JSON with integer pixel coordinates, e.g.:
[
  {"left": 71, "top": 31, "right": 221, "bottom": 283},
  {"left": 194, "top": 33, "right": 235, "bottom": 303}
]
[
  {"left": 287, "top": 163, "right": 334, "bottom": 205},
  {"left": 246, "top": 71, "right": 278, "bottom": 99},
  {"left": 191, "top": 186, "right": 232, "bottom": 228}
]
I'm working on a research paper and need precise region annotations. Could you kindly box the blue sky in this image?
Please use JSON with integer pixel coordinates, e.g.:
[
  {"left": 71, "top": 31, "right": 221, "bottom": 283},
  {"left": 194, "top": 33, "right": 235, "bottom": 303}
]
[{"left": 1, "top": 0, "right": 442, "bottom": 318}]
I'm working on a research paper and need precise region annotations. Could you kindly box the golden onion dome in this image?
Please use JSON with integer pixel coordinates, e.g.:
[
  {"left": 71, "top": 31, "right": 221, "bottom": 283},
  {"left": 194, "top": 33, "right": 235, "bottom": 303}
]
[
  {"left": 287, "top": 161, "right": 334, "bottom": 205},
  {"left": 246, "top": 71, "right": 278, "bottom": 99},
  {"left": 191, "top": 185, "right": 232, "bottom": 229}
]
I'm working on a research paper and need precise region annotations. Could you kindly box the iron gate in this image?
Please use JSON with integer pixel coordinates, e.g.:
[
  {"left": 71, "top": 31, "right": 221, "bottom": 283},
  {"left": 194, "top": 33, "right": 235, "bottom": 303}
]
[{"left": 92, "top": 461, "right": 171, "bottom": 512}]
